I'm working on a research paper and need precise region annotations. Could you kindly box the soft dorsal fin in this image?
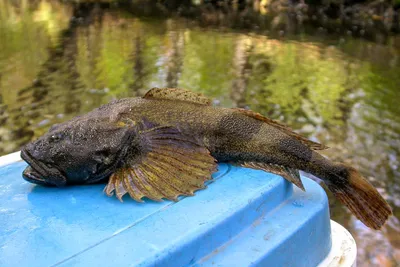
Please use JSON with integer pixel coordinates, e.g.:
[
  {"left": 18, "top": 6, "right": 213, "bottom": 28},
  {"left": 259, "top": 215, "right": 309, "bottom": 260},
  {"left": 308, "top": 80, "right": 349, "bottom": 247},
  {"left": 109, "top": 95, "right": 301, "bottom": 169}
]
[
  {"left": 143, "top": 87, "right": 211, "bottom": 105},
  {"left": 235, "top": 108, "right": 328, "bottom": 150}
]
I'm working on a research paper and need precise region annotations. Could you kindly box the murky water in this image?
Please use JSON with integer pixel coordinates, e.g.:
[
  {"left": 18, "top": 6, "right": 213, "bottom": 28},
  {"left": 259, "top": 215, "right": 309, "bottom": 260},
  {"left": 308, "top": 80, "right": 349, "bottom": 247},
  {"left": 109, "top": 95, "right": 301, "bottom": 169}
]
[{"left": 0, "top": 1, "right": 399, "bottom": 265}]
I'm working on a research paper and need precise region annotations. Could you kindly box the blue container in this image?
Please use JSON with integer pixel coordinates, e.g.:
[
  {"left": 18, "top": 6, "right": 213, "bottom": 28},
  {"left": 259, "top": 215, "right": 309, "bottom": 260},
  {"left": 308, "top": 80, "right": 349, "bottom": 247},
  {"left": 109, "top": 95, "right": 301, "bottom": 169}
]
[{"left": 0, "top": 160, "right": 332, "bottom": 267}]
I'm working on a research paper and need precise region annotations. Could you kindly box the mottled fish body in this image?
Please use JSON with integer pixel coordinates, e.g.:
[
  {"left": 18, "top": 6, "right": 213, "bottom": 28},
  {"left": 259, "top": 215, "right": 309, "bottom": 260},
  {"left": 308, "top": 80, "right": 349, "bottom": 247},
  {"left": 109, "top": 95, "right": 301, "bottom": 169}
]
[{"left": 21, "top": 88, "right": 392, "bottom": 230}]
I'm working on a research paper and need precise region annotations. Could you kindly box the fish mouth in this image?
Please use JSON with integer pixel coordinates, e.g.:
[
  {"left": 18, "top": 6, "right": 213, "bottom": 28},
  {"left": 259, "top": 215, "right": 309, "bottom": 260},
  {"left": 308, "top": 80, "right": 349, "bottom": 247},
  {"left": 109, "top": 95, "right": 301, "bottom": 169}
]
[
  {"left": 22, "top": 166, "right": 52, "bottom": 186},
  {"left": 21, "top": 149, "right": 67, "bottom": 187}
]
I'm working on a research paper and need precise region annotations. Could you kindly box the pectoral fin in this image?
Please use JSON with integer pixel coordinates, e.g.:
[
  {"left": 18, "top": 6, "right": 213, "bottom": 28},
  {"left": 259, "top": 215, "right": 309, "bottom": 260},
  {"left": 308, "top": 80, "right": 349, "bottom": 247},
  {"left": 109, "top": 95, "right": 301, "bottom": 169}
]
[
  {"left": 236, "top": 161, "right": 305, "bottom": 191},
  {"left": 105, "top": 124, "right": 217, "bottom": 202}
]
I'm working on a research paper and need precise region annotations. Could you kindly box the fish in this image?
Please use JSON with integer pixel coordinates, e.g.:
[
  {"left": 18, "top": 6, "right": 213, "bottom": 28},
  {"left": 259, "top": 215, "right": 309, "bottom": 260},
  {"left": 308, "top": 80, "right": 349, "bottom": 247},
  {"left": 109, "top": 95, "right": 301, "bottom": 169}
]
[{"left": 21, "top": 87, "right": 392, "bottom": 230}]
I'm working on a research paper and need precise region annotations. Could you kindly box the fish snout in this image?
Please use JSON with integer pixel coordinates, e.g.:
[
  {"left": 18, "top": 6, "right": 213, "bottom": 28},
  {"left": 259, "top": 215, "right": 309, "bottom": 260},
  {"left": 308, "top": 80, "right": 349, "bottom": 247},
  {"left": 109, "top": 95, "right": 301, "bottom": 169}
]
[{"left": 23, "top": 140, "right": 46, "bottom": 160}]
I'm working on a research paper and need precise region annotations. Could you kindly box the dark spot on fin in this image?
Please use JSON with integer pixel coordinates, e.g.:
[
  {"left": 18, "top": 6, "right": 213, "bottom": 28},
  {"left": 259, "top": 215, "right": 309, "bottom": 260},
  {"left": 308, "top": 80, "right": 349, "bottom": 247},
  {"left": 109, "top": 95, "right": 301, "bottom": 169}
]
[
  {"left": 326, "top": 163, "right": 392, "bottom": 230},
  {"left": 236, "top": 161, "right": 305, "bottom": 191},
  {"left": 104, "top": 122, "right": 217, "bottom": 202},
  {"left": 234, "top": 108, "right": 328, "bottom": 150},
  {"left": 143, "top": 87, "right": 212, "bottom": 106}
]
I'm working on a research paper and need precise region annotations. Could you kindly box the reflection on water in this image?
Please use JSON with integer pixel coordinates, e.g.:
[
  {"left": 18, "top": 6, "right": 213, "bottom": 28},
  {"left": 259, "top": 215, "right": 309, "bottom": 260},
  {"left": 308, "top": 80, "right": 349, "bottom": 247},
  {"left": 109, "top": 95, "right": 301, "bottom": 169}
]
[
  {"left": 0, "top": 1, "right": 399, "bottom": 266},
  {"left": 0, "top": 0, "right": 73, "bottom": 152}
]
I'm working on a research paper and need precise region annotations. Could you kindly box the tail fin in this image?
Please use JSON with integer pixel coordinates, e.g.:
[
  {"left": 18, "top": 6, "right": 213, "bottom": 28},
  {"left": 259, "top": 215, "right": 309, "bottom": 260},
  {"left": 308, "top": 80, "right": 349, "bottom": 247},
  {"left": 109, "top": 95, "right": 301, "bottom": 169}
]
[{"left": 326, "top": 164, "right": 392, "bottom": 230}]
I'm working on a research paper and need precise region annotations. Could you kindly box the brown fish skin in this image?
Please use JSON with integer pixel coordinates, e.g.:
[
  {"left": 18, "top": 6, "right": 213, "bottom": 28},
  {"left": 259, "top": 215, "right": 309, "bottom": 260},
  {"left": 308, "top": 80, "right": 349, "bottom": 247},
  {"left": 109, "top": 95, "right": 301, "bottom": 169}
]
[
  {"left": 91, "top": 98, "right": 310, "bottom": 163},
  {"left": 21, "top": 88, "right": 392, "bottom": 230},
  {"left": 92, "top": 97, "right": 334, "bottom": 170}
]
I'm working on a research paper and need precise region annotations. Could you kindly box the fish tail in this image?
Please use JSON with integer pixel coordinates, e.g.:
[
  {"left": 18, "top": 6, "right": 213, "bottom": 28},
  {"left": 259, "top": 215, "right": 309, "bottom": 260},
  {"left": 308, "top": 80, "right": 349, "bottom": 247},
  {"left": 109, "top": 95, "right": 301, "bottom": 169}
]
[{"left": 324, "top": 163, "right": 392, "bottom": 230}]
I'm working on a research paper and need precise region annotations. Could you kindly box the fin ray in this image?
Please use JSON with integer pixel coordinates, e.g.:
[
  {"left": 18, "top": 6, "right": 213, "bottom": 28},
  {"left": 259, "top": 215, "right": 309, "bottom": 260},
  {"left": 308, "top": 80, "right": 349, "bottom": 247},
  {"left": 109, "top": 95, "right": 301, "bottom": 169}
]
[
  {"left": 326, "top": 163, "right": 392, "bottom": 230},
  {"left": 143, "top": 87, "right": 211, "bottom": 105},
  {"left": 148, "top": 157, "right": 209, "bottom": 189},
  {"left": 141, "top": 162, "right": 191, "bottom": 199},
  {"left": 146, "top": 153, "right": 213, "bottom": 186},
  {"left": 237, "top": 161, "right": 305, "bottom": 191},
  {"left": 122, "top": 171, "right": 145, "bottom": 202}
]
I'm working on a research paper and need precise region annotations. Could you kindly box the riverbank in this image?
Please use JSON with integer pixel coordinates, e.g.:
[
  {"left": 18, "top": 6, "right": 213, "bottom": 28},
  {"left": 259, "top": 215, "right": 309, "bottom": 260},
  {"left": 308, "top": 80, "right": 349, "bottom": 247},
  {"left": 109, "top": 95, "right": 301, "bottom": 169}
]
[{"left": 63, "top": 0, "right": 399, "bottom": 43}]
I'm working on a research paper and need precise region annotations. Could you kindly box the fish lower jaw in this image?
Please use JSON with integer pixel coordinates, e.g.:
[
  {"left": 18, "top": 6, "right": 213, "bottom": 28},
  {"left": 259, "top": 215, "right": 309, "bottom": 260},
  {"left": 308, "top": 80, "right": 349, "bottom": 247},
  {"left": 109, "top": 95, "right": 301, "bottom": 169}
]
[{"left": 22, "top": 166, "right": 53, "bottom": 186}]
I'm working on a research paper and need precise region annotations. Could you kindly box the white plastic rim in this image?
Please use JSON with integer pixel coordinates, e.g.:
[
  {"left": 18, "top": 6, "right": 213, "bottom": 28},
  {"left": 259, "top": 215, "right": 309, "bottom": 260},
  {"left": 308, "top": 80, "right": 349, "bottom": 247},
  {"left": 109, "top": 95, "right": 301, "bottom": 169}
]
[
  {"left": 0, "top": 151, "right": 22, "bottom": 167},
  {"left": 318, "top": 220, "right": 357, "bottom": 267}
]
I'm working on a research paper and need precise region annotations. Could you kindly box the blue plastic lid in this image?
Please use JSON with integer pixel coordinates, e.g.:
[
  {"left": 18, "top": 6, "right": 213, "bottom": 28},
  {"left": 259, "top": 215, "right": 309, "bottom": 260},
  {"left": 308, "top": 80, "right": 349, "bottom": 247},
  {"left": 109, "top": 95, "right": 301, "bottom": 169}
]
[{"left": 0, "top": 161, "right": 331, "bottom": 267}]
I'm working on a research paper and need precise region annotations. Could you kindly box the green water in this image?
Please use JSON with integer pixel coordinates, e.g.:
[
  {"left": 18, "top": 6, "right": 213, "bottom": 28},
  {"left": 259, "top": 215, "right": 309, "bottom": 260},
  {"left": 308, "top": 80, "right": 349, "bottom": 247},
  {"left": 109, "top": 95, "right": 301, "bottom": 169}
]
[{"left": 0, "top": 1, "right": 399, "bottom": 265}]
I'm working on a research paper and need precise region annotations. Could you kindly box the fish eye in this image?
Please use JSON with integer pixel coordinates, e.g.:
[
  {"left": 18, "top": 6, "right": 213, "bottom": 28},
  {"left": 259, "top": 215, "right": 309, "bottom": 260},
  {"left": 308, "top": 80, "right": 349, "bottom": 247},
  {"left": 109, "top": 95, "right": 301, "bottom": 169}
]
[{"left": 50, "top": 133, "right": 63, "bottom": 142}]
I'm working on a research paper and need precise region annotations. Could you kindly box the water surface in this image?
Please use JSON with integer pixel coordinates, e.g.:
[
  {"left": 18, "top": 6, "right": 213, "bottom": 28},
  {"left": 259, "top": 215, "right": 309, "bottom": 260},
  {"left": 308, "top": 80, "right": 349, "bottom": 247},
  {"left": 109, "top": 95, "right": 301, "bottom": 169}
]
[{"left": 0, "top": 1, "right": 399, "bottom": 266}]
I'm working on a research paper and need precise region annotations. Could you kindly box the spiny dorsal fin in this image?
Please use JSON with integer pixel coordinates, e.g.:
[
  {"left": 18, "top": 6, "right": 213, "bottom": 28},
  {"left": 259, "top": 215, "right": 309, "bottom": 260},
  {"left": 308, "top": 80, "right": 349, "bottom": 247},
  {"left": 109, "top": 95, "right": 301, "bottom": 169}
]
[
  {"left": 236, "top": 161, "right": 305, "bottom": 191},
  {"left": 104, "top": 122, "right": 217, "bottom": 202},
  {"left": 143, "top": 87, "right": 211, "bottom": 105},
  {"left": 235, "top": 108, "right": 328, "bottom": 150}
]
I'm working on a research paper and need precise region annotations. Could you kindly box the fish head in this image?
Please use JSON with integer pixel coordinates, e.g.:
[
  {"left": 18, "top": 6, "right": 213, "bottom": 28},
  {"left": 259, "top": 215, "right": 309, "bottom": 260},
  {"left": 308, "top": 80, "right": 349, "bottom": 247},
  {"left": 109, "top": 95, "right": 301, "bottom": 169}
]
[{"left": 21, "top": 117, "right": 138, "bottom": 187}]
